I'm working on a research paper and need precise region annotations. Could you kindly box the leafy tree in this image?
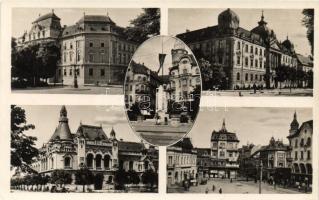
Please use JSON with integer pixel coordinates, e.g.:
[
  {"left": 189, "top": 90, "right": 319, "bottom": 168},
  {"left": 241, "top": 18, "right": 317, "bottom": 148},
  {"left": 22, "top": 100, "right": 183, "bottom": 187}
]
[
  {"left": 141, "top": 169, "right": 158, "bottom": 191},
  {"left": 11, "top": 105, "right": 38, "bottom": 173},
  {"left": 197, "top": 58, "right": 213, "bottom": 90},
  {"left": 275, "top": 65, "right": 288, "bottom": 89},
  {"left": 306, "top": 70, "right": 313, "bottom": 88},
  {"left": 75, "top": 167, "right": 94, "bottom": 192},
  {"left": 302, "top": 9, "right": 314, "bottom": 55},
  {"left": 296, "top": 68, "right": 306, "bottom": 88},
  {"left": 37, "top": 42, "right": 60, "bottom": 82},
  {"left": 50, "top": 170, "right": 73, "bottom": 187},
  {"left": 125, "top": 8, "right": 160, "bottom": 43},
  {"left": 127, "top": 170, "right": 140, "bottom": 184},
  {"left": 127, "top": 102, "right": 142, "bottom": 121},
  {"left": 113, "top": 169, "right": 129, "bottom": 190},
  {"left": 211, "top": 63, "right": 227, "bottom": 89}
]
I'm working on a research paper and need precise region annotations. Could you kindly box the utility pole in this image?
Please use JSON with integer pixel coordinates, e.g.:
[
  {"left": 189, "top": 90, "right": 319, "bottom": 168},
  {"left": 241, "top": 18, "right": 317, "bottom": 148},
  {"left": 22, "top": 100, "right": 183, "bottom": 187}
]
[{"left": 259, "top": 160, "right": 263, "bottom": 194}]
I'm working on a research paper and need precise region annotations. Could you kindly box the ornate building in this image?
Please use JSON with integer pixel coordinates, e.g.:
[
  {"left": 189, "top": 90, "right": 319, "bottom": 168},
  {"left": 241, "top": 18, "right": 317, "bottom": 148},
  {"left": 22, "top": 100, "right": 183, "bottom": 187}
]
[
  {"left": 30, "top": 106, "right": 158, "bottom": 189},
  {"left": 176, "top": 9, "right": 311, "bottom": 89},
  {"left": 167, "top": 138, "right": 197, "bottom": 186},
  {"left": 287, "top": 112, "right": 313, "bottom": 186},
  {"left": 17, "top": 10, "right": 139, "bottom": 86},
  {"left": 210, "top": 119, "right": 239, "bottom": 178}
]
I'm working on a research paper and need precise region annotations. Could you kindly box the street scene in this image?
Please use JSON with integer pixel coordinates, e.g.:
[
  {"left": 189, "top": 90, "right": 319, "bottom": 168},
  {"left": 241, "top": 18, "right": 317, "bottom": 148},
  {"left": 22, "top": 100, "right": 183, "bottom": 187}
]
[
  {"left": 11, "top": 8, "right": 160, "bottom": 94},
  {"left": 11, "top": 105, "right": 158, "bottom": 193},
  {"left": 166, "top": 107, "right": 313, "bottom": 194},
  {"left": 124, "top": 36, "right": 201, "bottom": 146},
  {"left": 169, "top": 8, "right": 314, "bottom": 96}
]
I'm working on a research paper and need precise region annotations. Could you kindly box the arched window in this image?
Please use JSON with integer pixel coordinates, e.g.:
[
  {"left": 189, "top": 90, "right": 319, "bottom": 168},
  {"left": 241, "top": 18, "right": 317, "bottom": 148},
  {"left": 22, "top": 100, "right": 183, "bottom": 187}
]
[
  {"left": 64, "top": 157, "right": 71, "bottom": 168},
  {"left": 237, "top": 72, "right": 240, "bottom": 81},
  {"left": 307, "top": 137, "right": 311, "bottom": 146},
  {"left": 195, "top": 68, "right": 200, "bottom": 74},
  {"left": 104, "top": 155, "right": 110, "bottom": 169},
  {"left": 51, "top": 157, "right": 54, "bottom": 169},
  {"left": 96, "top": 154, "right": 102, "bottom": 169},
  {"left": 86, "top": 154, "right": 94, "bottom": 168},
  {"left": 300, "top": 138, "right": 304, "bottom": 147},
  {"left": 129, "top": 161, "right": 134, "bottom": 171},
  {"left": 295, "top": 139, "right": 298, "bottom": 147},
  {"left": 237, "top": 41, "right": 240, "bottom": 50}
]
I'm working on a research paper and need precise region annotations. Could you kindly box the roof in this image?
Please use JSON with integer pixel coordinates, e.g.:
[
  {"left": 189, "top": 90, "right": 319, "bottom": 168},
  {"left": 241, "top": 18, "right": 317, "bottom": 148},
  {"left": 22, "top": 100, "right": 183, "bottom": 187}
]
[
  {"left": 118, "top": 141, "right": 145, "bottom": 153},
  {"left": 76, "top": 124, "right": 109, "bottom": 141},
  {"left": 49, "top": 106, "right": 73, "bottom": 141},
  {"left": 288, "top": 120, "right": 313, "bottom": 138},
  {"left": 195, "top": 148, "right": 211, "bottom": 157},
  {"left": 211, "top": 119, "right": 239, "bottom": 142},
  {"left": 33, "top": 12, "right": 60, "bottom": 23},
  {"left": 172, "top": 138, "right": 194, "bottom": 153},
  {"left": 78, "top": 15, "right": 115, "bottom": 24},
  {"left": 296, "top": 54, "right": 313, "bottom": 67},
  {"left": 129, "top": 60, "right": 162, "bottom": 82}
]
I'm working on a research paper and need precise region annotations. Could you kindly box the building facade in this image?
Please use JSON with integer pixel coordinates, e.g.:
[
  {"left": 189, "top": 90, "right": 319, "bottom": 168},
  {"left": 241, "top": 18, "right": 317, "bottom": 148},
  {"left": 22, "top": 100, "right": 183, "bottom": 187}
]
[
  {"left": 176, "top": 9, "right": 311, "bottom": 90},
  {"left": 30, "top": 106, "right": 158, "bottom": 189},
  {"left": 287, "top": 112, "right": 313, "bottom": 186},
  {"left": 167, "top": 138, "right": 197, "bottom": 186},
  {"left": 210, "top": 119, "right": 240, "bottom": 179},
  {"left": 18, "top": 10, "right": 139, "bottom": 86}
]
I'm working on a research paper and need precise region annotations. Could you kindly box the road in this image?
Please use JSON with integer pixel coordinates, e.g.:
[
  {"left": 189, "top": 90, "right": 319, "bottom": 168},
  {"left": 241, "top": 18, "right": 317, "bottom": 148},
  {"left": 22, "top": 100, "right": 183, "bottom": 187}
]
[
  {"left": 203, "top": 88, "right": 313, "bottom": 97},
  {"left": 168, "top": 178, "right": 302, "bottom": 194},
  {"left": 12, "top": 85, "right": 124, "bottom": 95}
]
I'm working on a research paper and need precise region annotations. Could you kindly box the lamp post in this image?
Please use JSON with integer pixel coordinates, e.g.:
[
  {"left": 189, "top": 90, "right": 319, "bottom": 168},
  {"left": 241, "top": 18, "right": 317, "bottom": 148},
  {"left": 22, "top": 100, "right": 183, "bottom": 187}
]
[
  {"left": 259, "top": 160, "right": 263, "bottom": 194},
  {"left": 73, "top": 65, "right": 78, "bottom": 88}
]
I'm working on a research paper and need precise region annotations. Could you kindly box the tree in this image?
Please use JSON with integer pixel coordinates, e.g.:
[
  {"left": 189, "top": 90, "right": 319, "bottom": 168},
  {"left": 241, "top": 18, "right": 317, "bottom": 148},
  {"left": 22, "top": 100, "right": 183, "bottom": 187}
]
[
  {"left": 11, "top": 105, "right": 38, "bottom": 173},
  {"left": 197, "top": 58, "right": 213, "bottom": 90},
  {"left": 125, "top": 8, "right": 160, "bottom": 43},
  {"left": 141, "top": 169, "right": 158, "bottom": 191},
  {"left": 306, "top": 70, "right": 313, "bottom": 88},
  {"left": 127, "top": 170, "right": 140, "bottom": 184},
  {"left": 127, "top": 102, "right": 142, "bottom": 121},
  {"left": 75, "top": 167, "right": 94, "bottom": 192},
  {"left": 50, "top": 170, "right": 73, "bottom": 187},
  {"left": 113, "top": 169, "right": 129, "bottom": 190},
  {"left": 211, "top": 63, "right": 227, "bottom": 89},
  {"left": 302, "top": 9, "right": 314, "bottom": 55},
  {"left": 275, "top": 65, "right": 288, "bottom": 89},
  {"left": 37, "top": 42, "right": 60, "bottom": 82},
  {"left": 189, "top": 85, "right": 201, "bottom": 121}
]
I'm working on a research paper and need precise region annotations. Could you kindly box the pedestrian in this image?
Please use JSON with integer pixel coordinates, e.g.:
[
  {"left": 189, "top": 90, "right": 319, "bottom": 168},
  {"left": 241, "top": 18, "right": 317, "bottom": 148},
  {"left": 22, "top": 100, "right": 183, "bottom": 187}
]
[
  {"left": 219, "top": 188, "right": 222, "bottom": 194},
  {"left": 253, "top": 83, "right": 257, "bottom": 94},
  {"left": 230, "top": 178, "right": 233, "bottom": 183},
  {"left": 205, "top": 187, "right": 209, "bottom": 194},
  {"left": 212, "top": 184, "right": 215, "bottom": 192}
]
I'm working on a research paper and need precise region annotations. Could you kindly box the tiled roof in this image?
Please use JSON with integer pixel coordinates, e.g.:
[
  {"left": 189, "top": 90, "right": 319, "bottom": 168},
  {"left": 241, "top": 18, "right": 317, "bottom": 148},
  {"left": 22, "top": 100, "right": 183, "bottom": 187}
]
[
  {"left": 33, "top": 12, "right": 60, "bottom": 23},
  {"left": 173, "top": 137, "right": 194, "bottom": 153},
  {"left": 78, "top": 15, "right": 115, "bottom": 24},
  {"left": 211, "top": 130, "right": 239, "bottom": 142},
  {"left": 76, "top": 124, "right": 109, "bottom": 141},
  {"left": 296, "top": 54, "right": 313, "bottom": 67},
  {"left": 118, "top": 141, "right": 145, "bottom": 153},
  {"left": 287, "top": 120, "right": 313, "bottom": 138}
]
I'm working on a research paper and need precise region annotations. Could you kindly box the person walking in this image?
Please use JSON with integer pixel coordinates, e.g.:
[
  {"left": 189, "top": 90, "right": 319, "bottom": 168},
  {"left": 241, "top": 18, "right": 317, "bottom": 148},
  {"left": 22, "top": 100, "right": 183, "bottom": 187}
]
[
  {"left": 219, "top": 188, "right": 222, "bottom": 194},
  {"left": 205, "top": 187, "right": 209, "bottom": 194},
  {"left": 212, "top": 184, "right": 216, "bottom": 192}
]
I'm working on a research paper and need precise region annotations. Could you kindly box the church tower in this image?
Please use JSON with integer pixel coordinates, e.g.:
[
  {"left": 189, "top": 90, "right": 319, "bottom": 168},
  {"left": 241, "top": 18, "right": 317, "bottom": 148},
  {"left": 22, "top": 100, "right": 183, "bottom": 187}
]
[
  {"left": 110, "top": 127, "right": 119, "bottom": 170},
  {"left": 289, "top": 111, "right": 299, "bottom": 136}
]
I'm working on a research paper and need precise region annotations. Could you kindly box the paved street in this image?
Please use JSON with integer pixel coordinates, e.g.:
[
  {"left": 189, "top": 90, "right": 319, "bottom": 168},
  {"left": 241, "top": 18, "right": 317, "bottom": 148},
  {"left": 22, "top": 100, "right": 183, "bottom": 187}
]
[
  {"left": 12, "top": 85, "right": 124, "bottom": 95},
  {"left": 168, "top": 178, "right": 302, "bottom": 194},
  {"left": 203, "top": 88, "right": 313, "bottom": 97}
]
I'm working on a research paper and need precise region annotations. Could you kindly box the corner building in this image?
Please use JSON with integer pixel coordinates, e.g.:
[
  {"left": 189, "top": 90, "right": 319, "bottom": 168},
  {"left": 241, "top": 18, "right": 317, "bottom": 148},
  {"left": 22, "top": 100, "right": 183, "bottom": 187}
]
[
  {"left": 18, "top": 10, "right": 139, "bottom": 86},
  {"left": 177, "top": 9, "right": 302, "bottom": 89}
]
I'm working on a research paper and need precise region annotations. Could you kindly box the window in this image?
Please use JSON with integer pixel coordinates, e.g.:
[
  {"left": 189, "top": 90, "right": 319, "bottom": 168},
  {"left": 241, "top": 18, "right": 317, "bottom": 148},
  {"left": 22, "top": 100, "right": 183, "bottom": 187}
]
[
  {"left": 195, "top": 68, "right": 200, "bottom": 74},
  {"left": 69, "top": 69, "right": 72, "bottom": 76},
  {"left": 42, "top": 30, "right": 45, "bottom": 37},
  {"left": 237, "top": 41, "right": 240, "bottom": 50},
  {"left": 300, "top": 138, "right": 304, "bottom": 147},
  {"left": 64, "top": 157, "right": 71, "bottom": 168},
  {"left": 250, "top": 59, "right": 253, "bottom": 67},
  {"left": 70, "top": 43, "right": 73, "bottom": 49},
  {"left": 250, "top": 74, "right": 253, "bottom": 81},
  {"left": 101, "top": 69, "right": 105, "bottom": 76},
  {"left": 64, "top": 69, "right": 67, "bottom": 76},
  {"left": 237, "top": 56, "right": 240, "bottom": 65},
  {"left": 295, "top": 139, "right": 298, "bottom": 147},
  {"left": 89, "top": 42, "right": 93, "bottom": 47},
  {"left": 300, "top": 151, "right": 304, "bottom": 160},
  {"left": 220, "top": 151, "right": 225, "bottom": 157},
  {"left": 58, "top": 69, "right": 61, "bottom": 76},
  {"left": 260, "top": 61, "right": 262, "bottom": 68},
  {"left": 245, "top": 44, "right": 248, "bottom": 52},
  {"left": 259, "top": 49, "right": 262, "bottom": 56},
  {"left": 250, "top": 46, "right": 253, "bottom": 53},
  {"left": 63, "top": 53, "right": 66, "bottom": 62},
  {"left": 307, "top": 137, "right": 311, "bottom": 146},
  {"left": 255, "top": 74, "right": 258, "bottom": 81},
  {"left": 245, "top": 73, "right": 248, "bottom": 81},
  {"left": 237, "top": 72, "right": 240, "bottom": 81},
  {"left": 295, "top": 151, "right": 298, "bottom": 160},
  {"left": 101, "top": 42, "right": 104, "bottom": 47},
  {"left": 260, "top": 75, "right": 263, "bottom": 81},
  {"left": 245, "top": 57, "right": 248, "bottom": 66},
  {"left": 89, "top": 54, "right": 94, "bottom": 62},
  {"left": 255, "top": 47, "right": 258, "bottom": 55},
  {"left": 38, "top": 32, "right": 40, "bottom": 38},
  {"left": 77, "top": 51, "right": 81, "bottom": 61},
  {"left": 69, "top": 52, "right": 72, "bottom": 62},
  {"left": 183, "top": 69, "right": 187, "bottom": 74},
  {"left": 255, "top": 60, "right": 258, "bottom": 68},
  {"left": 89, "top": 68, "right": 93, "bottom": 76}
]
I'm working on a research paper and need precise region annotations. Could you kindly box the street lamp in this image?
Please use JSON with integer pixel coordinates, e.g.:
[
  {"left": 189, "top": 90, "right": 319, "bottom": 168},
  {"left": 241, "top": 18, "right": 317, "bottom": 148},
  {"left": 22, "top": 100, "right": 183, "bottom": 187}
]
[
  {"left": 259, "top": 160, "right": 263, "bottom": 194},
  {"left": 74, "top": 65, "right": 78, "bottom": 88}
]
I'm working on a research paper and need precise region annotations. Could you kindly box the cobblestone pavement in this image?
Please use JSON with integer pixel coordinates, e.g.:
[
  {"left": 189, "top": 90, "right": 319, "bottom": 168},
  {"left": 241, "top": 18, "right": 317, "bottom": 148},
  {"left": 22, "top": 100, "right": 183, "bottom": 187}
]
[
  {"left": 168, "top": 178, "right": 302, "bottom": 194},
  {"left": 12, "top": 85, "right": 124, "bottom": 95}
]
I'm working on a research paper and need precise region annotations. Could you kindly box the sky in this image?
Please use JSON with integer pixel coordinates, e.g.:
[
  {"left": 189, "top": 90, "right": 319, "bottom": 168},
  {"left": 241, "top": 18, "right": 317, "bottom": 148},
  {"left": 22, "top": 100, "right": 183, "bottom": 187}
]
[
  {"left": 131, "top": 36, "right": 193, "bottom": 75},
  {"left": 187, "top": 107, "right": 312, "bottom": 148},
  {"left": 168, "top": 9, "right": 311, "bottom": 56},
  {"left": 19, "top": 105, "right": 312, "bottom": 149},
  {"left": 20, "top": 105, "right": 140, "bottom": 148},
  {"left": 12, "top": 8, "right": 143, "bottom": 38}
]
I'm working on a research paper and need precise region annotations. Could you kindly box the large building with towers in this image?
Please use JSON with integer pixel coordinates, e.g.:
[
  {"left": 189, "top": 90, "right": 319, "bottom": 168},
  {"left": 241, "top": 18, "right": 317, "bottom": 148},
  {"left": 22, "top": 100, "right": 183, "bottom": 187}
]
[{"left": 17, "top": 10, "right": 139, "bottom": 86}]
